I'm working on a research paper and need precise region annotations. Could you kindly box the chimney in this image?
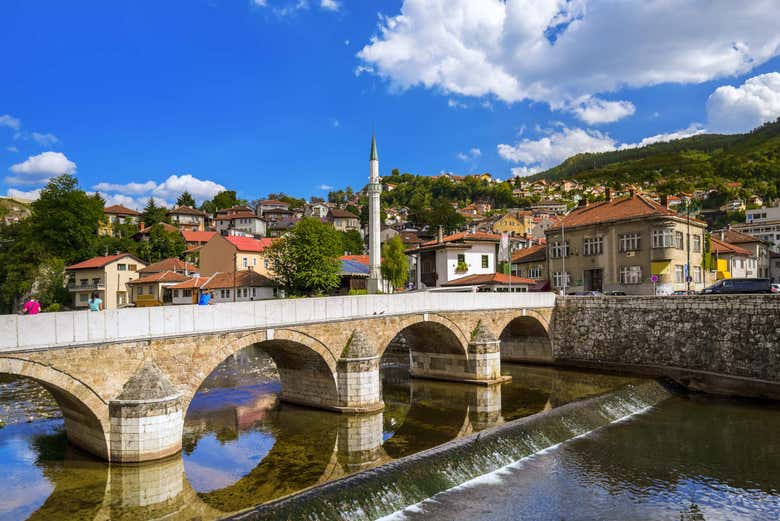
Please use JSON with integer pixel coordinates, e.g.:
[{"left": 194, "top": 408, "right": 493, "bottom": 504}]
[
  {"left": 605, "top": 188, "right": 611, "bottom": 202},
  {"left": 660, "top": 194, "right": 668, "bottom": 208},
  {"left": 437, "top": 225, "right": 443, "bottom": 243},
  {"left": 720, "top": 231, "right": 725, "bottom": 240}
]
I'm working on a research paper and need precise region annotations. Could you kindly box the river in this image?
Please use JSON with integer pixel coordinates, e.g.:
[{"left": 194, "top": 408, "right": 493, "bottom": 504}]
[{"left": 0, "top": 347, "right": 778, "bottom": 520}]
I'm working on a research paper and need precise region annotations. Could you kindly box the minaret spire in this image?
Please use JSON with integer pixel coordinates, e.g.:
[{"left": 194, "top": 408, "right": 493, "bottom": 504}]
[{"left": 367, "top": 130, "right": 382, "bottom": 293}]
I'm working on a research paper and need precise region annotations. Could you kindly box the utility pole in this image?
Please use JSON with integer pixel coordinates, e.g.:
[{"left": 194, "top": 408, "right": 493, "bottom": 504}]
[
  {"left": 233, "top": 248, "right": 237, "bottom": 302},
  {"left": 561, "top": 222, "right": 567, "bottom": 299}
]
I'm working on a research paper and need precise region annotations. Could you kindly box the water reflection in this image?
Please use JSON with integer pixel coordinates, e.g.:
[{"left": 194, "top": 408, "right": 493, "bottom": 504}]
[{"left": 1, "top": 362, "right": 637, "bottom": 520}]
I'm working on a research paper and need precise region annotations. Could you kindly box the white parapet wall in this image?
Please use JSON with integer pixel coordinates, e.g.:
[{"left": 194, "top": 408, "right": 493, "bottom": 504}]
[{"left": 0, "top": 292, "right": 556, "bottom": 353}]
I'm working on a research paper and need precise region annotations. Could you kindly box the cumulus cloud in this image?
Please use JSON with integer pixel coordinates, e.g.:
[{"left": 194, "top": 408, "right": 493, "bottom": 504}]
[
  {"left": 6, "top": 187, "right": 41, "bottom": 201},
  {"left": 319, "top": 184, "right": 333, "bottom": 190},
  {"left": 0, "top": 114, "right": 21, "bottom": 130},
  {"left": 93, "top": 174, "right": 226, "bottom": 208},
  {"left": 706, "top": 72, "right": 780, "bottom": 133},
  {"left": 501, "top": 123, "right": 709, "bottom": 175},
  {"left": 358, "top": 0, "right": 780, "bottom": 119},
  {"left": 457, "top": 148, "right": 482, "bottom": 161},
  {"left": 7, "top": 151, "right": 77, "bottom": 185},
  {"left": 320, "top": 0, "right": 339, "bottom": 11},
  {"left": 447, "top": 99, "right": 467, "bottom": 109},
  {"left": 570, "top": 97, "right": 636, "bottom": 125}
]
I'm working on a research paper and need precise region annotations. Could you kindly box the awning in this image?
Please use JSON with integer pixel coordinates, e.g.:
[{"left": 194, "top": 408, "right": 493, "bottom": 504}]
[{"left": 651, "top": 261, "right": 671, "bottom": 275}]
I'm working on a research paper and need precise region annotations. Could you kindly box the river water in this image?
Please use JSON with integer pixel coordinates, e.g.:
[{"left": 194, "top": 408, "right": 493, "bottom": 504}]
[{"left": 0, "top": 350, "right": 778, "bottom": 520}]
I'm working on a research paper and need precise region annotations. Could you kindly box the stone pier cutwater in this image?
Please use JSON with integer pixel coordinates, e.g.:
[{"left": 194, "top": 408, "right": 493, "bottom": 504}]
[{"left": 0, "top": 293, "right": 555, "bottom": 462}]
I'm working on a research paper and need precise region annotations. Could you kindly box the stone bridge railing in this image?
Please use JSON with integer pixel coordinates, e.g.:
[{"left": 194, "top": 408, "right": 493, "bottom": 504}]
[{"left": 0, "top": 292, "right": 556, "bottom": 353}]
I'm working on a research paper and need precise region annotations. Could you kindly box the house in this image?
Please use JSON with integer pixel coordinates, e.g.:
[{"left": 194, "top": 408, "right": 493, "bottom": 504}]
[
  {"left": 545, "top": 193, "right": 708, "bottom": 295},
  {"left": 770, "top": 251, "right": 780, "bottom": 283},
  {"left": 266, "top": 215, "right": 299, "bottom": 237},
  {"left": 169, "top": 270, "right": 275, "bottom": 305},
  {"left": 530, "top": 200, "right": 568, "bottom": 214},
  {"left": 138, "top": 258, "right": 198, "bottom": 276},
  {"left": 182, "top": 230, "right": 217, "bottom": 253},
  {"left": 439, "top": 273, "right": 534, "bottom": 292},
  {"left": 709, "top": 237, "right": 754, "bottom": 279},
  {"left": 339, "top": 257, "right": 369, "bottom": 293},
  {"left": 168, "top": 206, "right": 208, "bottom": 232},
  {"left": 737, "top": 206, "right": 780, "bottom": 252},
  {"left": 215, "top": 209, "right": 266, "bottom": 237},
  {"left": 379, "top": 226, "right": 398, "bottom": 243},
  {"left": 256, "top": 199, "right": 290, "bottom": 216},
  {"left": 711, "top": 229, "right": 769, "bottom": 278},
  {"left": 719, "top": 199, "right": 746, "bottom": 213},
  {"left": 511, "top": 245, "right": 547, "bottom": 289},
  {"left": 65, "top": 254, "right": 146, "bottom": 309},
  {"left": 406, "top": 230, "right": 500, "bottom": 288},
  {"left": 306, "top": 202, "right": 330, "bottom": 219},
  {"left": 134, "top": 222, "right": 181, "bottom": 241},
  {"left": 199, "top": 234, "right": 275, "bottom": 276},
  {"left": 126, "top": 271, "right": 192, "bottom": 307},
  {"left": 327, "top": 208, "right": 360, "bottom": 232},
  {"left": 100, "top": 205, "right": 141, "bottom": 236},
  {"left": 491, "top": 213, "right": 527, "bottom": 236}
]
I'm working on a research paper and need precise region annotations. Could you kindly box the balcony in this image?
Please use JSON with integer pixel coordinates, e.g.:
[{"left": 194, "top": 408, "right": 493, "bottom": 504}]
[{"left": 67, "top": 282, "right": 105, "bottom": 292}]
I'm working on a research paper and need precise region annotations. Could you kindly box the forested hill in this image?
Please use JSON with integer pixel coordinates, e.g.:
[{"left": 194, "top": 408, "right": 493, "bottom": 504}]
[{"left": 528, "top": 118, "right": 780, "bottom": 198}]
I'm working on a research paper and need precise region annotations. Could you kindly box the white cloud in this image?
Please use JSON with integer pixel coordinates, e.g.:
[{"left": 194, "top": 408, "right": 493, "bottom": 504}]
[
  {"left": 457, "top": 147, "right": 481, "bottom": 161},
  {"left": 569, "top": 97, "right": 636, "bottom": 125},
  {"left": 706, "top": 72, "right": 780, "bottom": 133},
  {"left": 469, "top": 147, "right": 481, "bottom": 157},
  {"left": 319, "top": 184, "right": 333, "bottom": 190},
  {"left": 30, "top": 132, "right": 59, "bottom": 146},
  {"left": 320, "top": 0, "right": 339, "bottom": 11},
  {"left": 7, "top": 151, "right": 76, "bottom": 185},
  {"left": 6, "top": 187, "right": 41, "bottom": 201},
  {"left": 0, "top": 114, "right": 21, "bottom": 130},
  {"left": 6, "top": 146, "right": 18, "bottom": 152},
  {"left": 447, "top": 98, "right": 467, "bottom": 109},
  {"left": 358, "top": 1, "right": 780, "bottom": 118},
  {"left": 92, "top": 174, "right": 226, "bottom": 207},
  {"left": 252, "top": 0, "right": 267, "bottom": 6},
  {"left": 354, "top": 65, "right": 375, "bottom": 76},
  {"left": 500, "top": 123, "right": 709, "bottom": 173},
  {"left": 498, "top": 127, "right": 616, "bottom": 169}
]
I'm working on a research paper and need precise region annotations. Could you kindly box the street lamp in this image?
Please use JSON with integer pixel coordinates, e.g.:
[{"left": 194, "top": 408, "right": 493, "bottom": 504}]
[{"left": 679, "top": 198, "right": 700, "bottom": 293}]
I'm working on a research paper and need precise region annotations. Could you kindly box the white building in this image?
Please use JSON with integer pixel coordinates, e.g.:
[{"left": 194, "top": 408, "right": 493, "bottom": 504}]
[
  {"left": 736, "top": 206, "right": 780, "bottom": 252},
  {"left": 215, "top": 211, "right": 267, "bottom": 237},
  {"left": 406, "top": 230, "right": 500, "bottom": 288},
  {"left": 168, "top": 270, "right": 275, "bottom": 305}
]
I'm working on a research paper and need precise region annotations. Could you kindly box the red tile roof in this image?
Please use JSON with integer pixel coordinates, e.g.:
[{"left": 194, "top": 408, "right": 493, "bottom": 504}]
[
  {"left": 126, "top": 271, "right": 191, "bottom": 285},
  {"left": 225, "top": 236, "right": 275, "bottom": 252},
  {"left": 420, "top": 231, "right": 501, "bottom": 247},
  {"left": 259, "top": 199, "right": 289, "bottom": 206},
  {"left": 137, "top": 222, "right": 180, "bottom": 235},
  {"left": 329, "top": 208, "right": 359, "bottom": 219},
  {"left": 550, "top": 194, "right": 697, "bottom": 230},
  {"left": 709, "top": 237, "right": 752, "bottom": 256},
  {"left": 168, "top": 205, "right": 208, "bottom": 216},
  {"left": 104, "top": 205, "right": 141, "bottom": 216},
  {"left": 202, "top": 270, "right": 274, "bottom": 289},
  {"left": 66, "top": 254, "right": 142, "bottom": 270},
  {"left": 138, "top": 258, "right": 198, "bottom": 274},
  {"left": 712, "top": 229, "right": 764, "bottom": 245},
  {"left": 182, "top": 230, "right": 216, "bottom": 243},
  {"left": 511, "top": 244, "right": 546, "bottom": 263},
  {"left": 216, "top": 212, "right": 261, "bottom": 221},
  {"left": 168, "top": 276, "right": 210, "bottom": 290},
  {"left": 340, "top": 255, "right": 370, "bottom": 266},
  {"left": 442, "top": 273, "right": 536, "bottom": 287}
]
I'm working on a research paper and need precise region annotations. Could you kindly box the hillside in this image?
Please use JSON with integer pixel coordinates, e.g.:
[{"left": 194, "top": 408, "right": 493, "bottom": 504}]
[
  {"left": 0, "top": 197, "right": 32, "bottom": 224},
  {"left": 529, "top": 118, "right": 780, "bottom": 199}
]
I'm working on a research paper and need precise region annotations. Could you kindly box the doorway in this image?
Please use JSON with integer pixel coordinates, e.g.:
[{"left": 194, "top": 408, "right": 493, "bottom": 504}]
[{"left": 584, "top": 269, "right": 603, "bottom": 292}]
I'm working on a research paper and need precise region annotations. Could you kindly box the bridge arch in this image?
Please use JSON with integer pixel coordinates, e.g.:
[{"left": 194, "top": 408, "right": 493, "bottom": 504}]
[
  {"left": 183, "top": 329, "right": 340, "bottom": 413},
  {"left": 378, "top": 314, "right": 470, "bottom": 360},
  {"left": 498, "top": 312, "right": 553, "bottom": 364},
  {"left": 0, "top": 356, "right": 110, "bottom": 459}
]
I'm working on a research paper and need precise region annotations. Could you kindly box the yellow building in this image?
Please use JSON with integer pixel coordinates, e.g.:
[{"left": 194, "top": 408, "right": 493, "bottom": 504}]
[
  {"left": 545, "top": 193, "right": 707, "bottom": 295},
  {"left": 126, "top": 271, "right": 191, "bottom": 307},
  {"left": 199, "top": 234, "right": 275, "bottom": 276},
  {"left": 65, "top": 254, "right": 146, "bottom": 309},
  {"left": 492, "top": 212, "right": 532, "bottom": 236},
  {"left": 100, "top": 205, "right": 141, "bottom": 236}
]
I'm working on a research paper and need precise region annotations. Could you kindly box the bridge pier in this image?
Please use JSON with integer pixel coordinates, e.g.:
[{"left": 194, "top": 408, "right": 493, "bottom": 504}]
[
  {"left": 108, "top": 362, "right": 183, "bottom": 463},
  {"left": 410, "top": 323, "right": 511, "bottom": 386},
  {"left": 336, "top": 411, "right": 385, "bottom": 473},
  {"left": 335, "top": 330, "right": 384, "bottom": 413}
]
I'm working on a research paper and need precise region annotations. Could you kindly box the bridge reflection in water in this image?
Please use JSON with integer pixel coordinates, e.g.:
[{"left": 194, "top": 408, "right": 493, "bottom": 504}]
[{"left": 1, "top": 360, "right": 635, "bottom": 521}]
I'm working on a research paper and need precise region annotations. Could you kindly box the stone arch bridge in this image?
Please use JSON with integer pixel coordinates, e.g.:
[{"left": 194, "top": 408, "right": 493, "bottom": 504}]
[{"left": 0, "top": 293, "right": 554, "bottom": 462}]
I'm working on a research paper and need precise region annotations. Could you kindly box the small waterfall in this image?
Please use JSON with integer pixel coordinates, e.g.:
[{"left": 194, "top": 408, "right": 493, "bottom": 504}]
[{"left": 227, "top": 380, "right": 672, "bottom": 521}]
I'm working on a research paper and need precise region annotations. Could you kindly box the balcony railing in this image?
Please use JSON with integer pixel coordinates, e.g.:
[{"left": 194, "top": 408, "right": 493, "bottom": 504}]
[{"left": 67, "top": 282, "right": 105, "bottom": 292}]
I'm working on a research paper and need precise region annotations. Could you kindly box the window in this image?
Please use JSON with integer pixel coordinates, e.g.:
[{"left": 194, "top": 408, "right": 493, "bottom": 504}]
[
  {"left": 264, "top": 259, "right": 270, "bottom": 269},
  {"left": 243, "top": 257, "right": 248, "bottom": 268},
  {"left": 252, "top": 288, "right": 256, "bottom": 297},
  {"left": 692, "top": 235, "right": 701, "bottom": 253},
  {"left": 457, "top": 254, "right": 466, "bottom": 264},
  {"left": 128, "top": 264, "right": 137, "bottom": 272},
  {"left": 675, "top": 265, "right": 684, "bottom": 283},
  {"left": 619, "top": 233, "right": 640, "bottom": 252},
  {"left": 174, "top": 290, "right": 179, "bottom": 298},
  {"left": 147, "top": 285, "right": 154, "bottom": 295},
  {"left": 553, "top": 272, "right": 570, "bottom": 288},
  {"left": 619, "top": 266, "right": 642, "bottom": 284},
  {"left": 528, "top": 266, "right": 542, "bottom": 278},
  {"left": 117, "top": 264, "right": 127, "bottom": 271},
  {"left": 481, "top": 255, "right": 489, "bottom": 268},
  {"left": 652, "top": 228, "right": 675, "bottom": 248},
  {"left": 79, "top": 293, "right": 89, "bottom": 302},
  {"left": 583, "top": 237, "right": 603, "bottom": 256},
  {"left": 675, "top": 231, "right": 684, "bottom": 249},
  {"left": 551, "top": 240, "right": 569, "bottom": 258},
  {"left": 92, "top": 278, "right": 101, "bottom": 286},
  {"left": 184, "top": 289, "right": 192, "bottom": 297},
  {"left": 253, "top": 257, "right": 257, "bottom": 266},
  {"left": 694, "top": 266, "right": 702, "bottom": 283}
]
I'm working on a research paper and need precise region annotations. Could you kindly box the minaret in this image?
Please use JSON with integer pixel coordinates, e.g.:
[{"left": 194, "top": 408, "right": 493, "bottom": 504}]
[{"left": 367, "top": 132, "right": 382, "bottom": 293}]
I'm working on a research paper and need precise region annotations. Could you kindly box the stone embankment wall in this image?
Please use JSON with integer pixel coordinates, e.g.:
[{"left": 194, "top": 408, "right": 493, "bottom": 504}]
[{"left": 551, "top": 295, "right": 780, "bottom": 399}]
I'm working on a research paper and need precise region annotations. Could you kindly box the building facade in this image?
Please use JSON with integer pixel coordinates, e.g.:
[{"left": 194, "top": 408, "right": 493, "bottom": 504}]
[
  {"left": 711, "top": 229, "right": 771, "bottom": 278},
  {"left": 545, "top": 194, "right": 707, "bottom": 295},
  {"left": 734, "top": 206, "right": 780, "bottom": 252},
  {"left": 127, "top": 271, "right": 191, "bottom": 307},
  {"left": 100, "top": 205, "right": 141, "bottom": 236},
  {"left": 406, "top": 231, "right": 500, "bottom": 288},
  {"left": 199, "top": 234, "right": 274, "bottom": 276},
  {"left": 168, "top": 206, "right": 208, "bottom": 232},
  {"left": 65, "top": 254, "right": 146, "bottom": 309}
]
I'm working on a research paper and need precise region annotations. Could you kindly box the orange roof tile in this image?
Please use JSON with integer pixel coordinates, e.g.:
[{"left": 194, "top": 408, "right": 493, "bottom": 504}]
[
  {"left": 168, "top": 205, "right": 208, "bottom": 216},
  {"left": 712, "top": 229, "right": 764, "bottom": 245},
  {"left": 709, "top": 237, "right": 752, "bottom": 256},
  {"left": 66, "top": 254, "right": 142, "bottom": 270},
  {"left": 168, "top": 276, "right": 211, "bottom": 290},
  {"left": 550, "top": 194, "right": 694, "bottom": 230},
  {"left": 442, "top": 273, "right": 536, "bottom": 287},
  {"left": 138, "top": 258, "right": 198, "bottom": 274},
  {"left": 201, "top": 270, "right": 274, "bottom": 289},
  {"left": 420, "top": 231, "right": 501, "bottom": 247},
  {"left": 340, "top": 255, "right": 370, "bottom": 266},
  {"left": 104, "top": 204, "right": 141, "bottom": 216},
  {"left": 182, "top": 230, "right": 216, "bottom": 243},
  {"left": 225, "top": 236, "right": 275, "bottom": 252},
  {"left": 126, "top": 271, "right": 191, "bottom": 285},
  {"left": 511, "top": 244, "right": 546, "bottom": 263}
]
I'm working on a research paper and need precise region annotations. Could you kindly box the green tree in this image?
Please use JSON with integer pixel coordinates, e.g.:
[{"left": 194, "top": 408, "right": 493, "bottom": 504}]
[
  {"left": 133, "top": 225, "right": 185, "bottom": 263},
  {"left": 429, "top": 199, "right": 465, "bottom": 233},
  {"left": 381, "top": 235, "right": 408, "bottom": 292},
  {"left": 141, "top": 198, "right": 168, "bottom": 228},
  {"left": 201, "top": 190, "right": 245, "bottom": 214},
  {"left": 267, "top": 217, "right": 342, "bottom": 296},
  {"left": 176, "top": 191, "right": 196, "bottom": 207},
  {"left": 0, "top": 220, "right": 45, "bottom": 312},
  {"left": 340, "top": 229, "right": 364, "bottom": 255},
  {"left": 30, "top": 174, "right": 104, "bottom": 264}
]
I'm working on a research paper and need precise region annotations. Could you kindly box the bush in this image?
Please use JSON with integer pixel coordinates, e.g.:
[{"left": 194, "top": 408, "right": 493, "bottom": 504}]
[
  {"left": 43, "top": 303, "right": 62, "bottom": 313},
  {"left": 348, "top": 289, "right": 368, "bottom": 295}
]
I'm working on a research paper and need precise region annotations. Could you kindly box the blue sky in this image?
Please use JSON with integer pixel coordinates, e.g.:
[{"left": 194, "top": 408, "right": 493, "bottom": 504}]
[{"left": 2, "top": 0, "right": 780, "bottom": 207}]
